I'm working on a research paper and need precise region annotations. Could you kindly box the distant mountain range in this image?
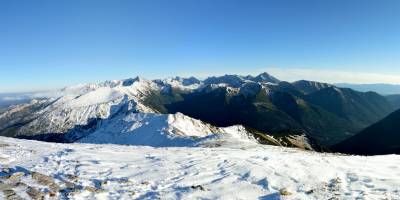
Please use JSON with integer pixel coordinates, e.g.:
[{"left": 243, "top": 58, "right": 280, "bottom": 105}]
[
  {"left": 0, "top": 93, "right": 34, "bottom": 109},
  {"left": 0, "top": 72, "right": 396, "bottom": 153},
  {"left": 335, "top": 83, "right": 400, "bottom": 95}
]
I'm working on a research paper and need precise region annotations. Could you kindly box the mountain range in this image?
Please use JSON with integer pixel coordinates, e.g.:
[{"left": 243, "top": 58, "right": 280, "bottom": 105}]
[
  {"left": 0, "top": 72, "right": 397, "bottom": 154},
  {"left": 335, "top": 83, "right": 400, "bottom": 95}
]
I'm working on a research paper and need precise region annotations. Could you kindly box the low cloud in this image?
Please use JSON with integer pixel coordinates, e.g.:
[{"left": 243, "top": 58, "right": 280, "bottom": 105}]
[{"left": 265, "top": 68, "right": 400, "bottom": 84}]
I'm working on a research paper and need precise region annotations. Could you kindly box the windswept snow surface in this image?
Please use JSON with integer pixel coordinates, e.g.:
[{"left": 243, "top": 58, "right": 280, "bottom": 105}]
[
  {"left": 67, "top": 87, "right": 125, "bottom": 108},
  {"left": 0, "top": 137, "right": 399, "bottom": 200}
]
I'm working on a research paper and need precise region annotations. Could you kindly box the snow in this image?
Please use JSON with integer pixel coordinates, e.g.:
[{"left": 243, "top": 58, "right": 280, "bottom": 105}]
[
  {"left": 67, "top": 87, "right": 125, "bottom": 107},
  {"left": 77, "top": 112, "right": 217, "bottom": 147},
  {"left": 9, "top": 77, "right": 159, "bottom": 135},
  {"left": 157, "top": 77, "right": 202, "bottom": 91},
  {"left": 76, "top": 112, "right": 256, "bottom": 147},
  {"left": 1, "top": 136, "right": 399, "bottom": 200}
]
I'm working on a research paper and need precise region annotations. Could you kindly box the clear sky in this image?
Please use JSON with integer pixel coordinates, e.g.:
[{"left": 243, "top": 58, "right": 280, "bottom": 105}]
[{"left": 1, "top": 0, "right": 400, "bottom": 92}]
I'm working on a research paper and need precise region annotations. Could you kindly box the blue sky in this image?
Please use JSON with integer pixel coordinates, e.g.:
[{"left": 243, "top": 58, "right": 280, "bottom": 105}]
[{"left": 1, "top": 0, "right": 400, "bottom": 92}]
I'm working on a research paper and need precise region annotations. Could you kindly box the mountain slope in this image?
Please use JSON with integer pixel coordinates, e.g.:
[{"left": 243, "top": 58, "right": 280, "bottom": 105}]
[
  {"left": 386, "top": 94, "right": 400, "bottom": 109},
  {"left": 334, "top": 109, "right": 400, "bottom": 155},
  {"left": 305, "top": 87, "right": 393, "bottom": 130}
]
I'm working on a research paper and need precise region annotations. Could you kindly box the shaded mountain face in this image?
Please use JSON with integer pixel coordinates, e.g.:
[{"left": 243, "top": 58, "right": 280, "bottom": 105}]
[
  {"left": 386, "top": 94, "right": 400, "bottom": 109},
  {"left": 0, "top": 73, "right": 394, "bottom": 150},
  {"left": 305, "top": 87, "right": 393, "bottom": 130},
  {"left": 333, "top": 109, "right": 400, "bottom": 155},
  {"left": 146, "top": 79, "right": 393, "bottom": 146},
  {"left": 161, "top": 90, "right": 355, "bottom": 146}
]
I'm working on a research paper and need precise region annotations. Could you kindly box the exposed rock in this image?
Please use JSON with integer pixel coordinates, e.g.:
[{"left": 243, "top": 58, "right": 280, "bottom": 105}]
[
  {"left": 0, "top": 143, "right": 9, "bottom": 147},
  {"left": 13, "top": 182, "right": 27, "bottom": 188},
  {"left": 3, "top": 189, "right": 22, "bottom": 200},
  {"left": 48, "top": 191, "right": 57, "bottom": 197},
  {"left": 26, "top": 186, "right": 45, "bottom": 200},
  {"left": 31, "top": 172, "right": 54, "bottom": 185},
  {"left": 7, "top": 172, "right": 25, "bottom": 182},
  {"left": 1, "top": 167, "right": 11, "bottom": 174},
  {"left": 279, "top": 188, "right": 292, "bottom": 196},
  {"left": 141, "top": 181, "right": 150, "bottom": 185},
  {"left": 66, "top": 174, "right": 79, "bottom": 182},
  {"left": 64, "top": 180, "right": 76, "bottom": 189},
  {"left": 31, "top": 172, "right": 60, "bottom": 192},
  {"left": 305, "top": 189, "right": 315, "bottom": 194},
  {"left": 191, "top": 185, "right": 207, "bottom": 191},
  {"left": 0, "top": 181, "right": 11, "bottom": 189},
  {"left": 84, "top": 186, "right": 104, "bottom": 193}
]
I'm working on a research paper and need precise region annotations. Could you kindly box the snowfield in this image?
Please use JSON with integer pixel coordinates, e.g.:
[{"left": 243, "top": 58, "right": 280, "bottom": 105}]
[{"left": 0, "top": 136, "right": 399, "bottom": 200}]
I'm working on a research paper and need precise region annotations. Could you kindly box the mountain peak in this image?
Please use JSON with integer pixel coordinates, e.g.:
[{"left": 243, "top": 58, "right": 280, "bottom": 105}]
[
  {"left": 121, "top": 76, "right": 148, "bottom": 86},
  {"left": 204, "top": 74, "right": 245, "bottom": 88},
  {"left": 252, "top": 72, "right": 280, "bottom": 84}
]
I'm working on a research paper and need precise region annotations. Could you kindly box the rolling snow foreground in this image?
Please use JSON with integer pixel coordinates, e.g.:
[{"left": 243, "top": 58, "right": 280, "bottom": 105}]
[{"left": 0, "top": 136, "right": 400, "bottom": 200}]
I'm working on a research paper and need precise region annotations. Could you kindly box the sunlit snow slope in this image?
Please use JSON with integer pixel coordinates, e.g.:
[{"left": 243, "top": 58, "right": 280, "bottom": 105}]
[
  {"left": 0, "top": 136, "right": 399, "bottom": 200},
  {"left": 77, "top": 112, "right": 255, "bottom": 147}
]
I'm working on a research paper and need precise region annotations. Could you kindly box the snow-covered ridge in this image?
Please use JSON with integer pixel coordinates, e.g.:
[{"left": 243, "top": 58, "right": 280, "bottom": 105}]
[
  {"left": 2, "top": 77, "right": 162, "bottom": 136},
  {"left": 77, "top": 111, "right": 258, "bottom": 147},
  {"left": 42, "top": 72, "right": 280, "bottom": 99}
]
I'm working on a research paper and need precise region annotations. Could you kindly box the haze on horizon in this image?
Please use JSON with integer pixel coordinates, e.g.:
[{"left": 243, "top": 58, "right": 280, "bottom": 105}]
[{"left": 1, "top": 0, "right": 400, "bottom": 93}]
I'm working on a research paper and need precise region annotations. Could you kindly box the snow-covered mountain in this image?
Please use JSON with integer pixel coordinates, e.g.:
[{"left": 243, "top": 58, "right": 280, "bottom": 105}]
[
  {"left": 203, "top": 73, "right": 280, "bottom": 88},
  {"left": 1, "top": 77, "right": 160, "bottom": 137},
  {"left": 0, "top": 75, "right": 265, "bottom": 147},
  {"left": 0, "top": 72, "right": 394, "bottom": 151},
  {"left": 0, "top": 73, "right": 277, "bottom": 140}
]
